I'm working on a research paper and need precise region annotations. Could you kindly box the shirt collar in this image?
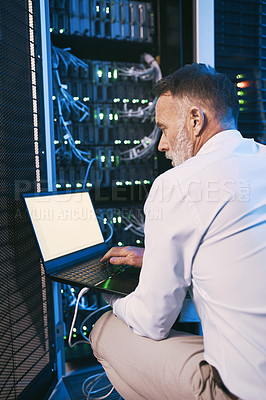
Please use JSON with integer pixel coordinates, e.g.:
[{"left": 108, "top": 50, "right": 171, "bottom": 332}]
[{"left": 196, "top": 130, "right": 243, "bottom": 156}]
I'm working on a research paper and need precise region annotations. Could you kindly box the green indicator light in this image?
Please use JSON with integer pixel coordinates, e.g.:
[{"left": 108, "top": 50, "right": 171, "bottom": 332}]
[
  {"left": 106, "top": 6, "right": 110, "bottom": 14},
  {"left": 154, "top": 156, "right": 158, "bottom": 160},
  {"left": 103, "top": 218, "right": 107, "bottom": 224},
  {"left": 101, "top": 155, "right": 105, "bottom": 162},
  {"left": 109, "top": 113, "right": 113, "bottom": 120},
  {"left": 94, "top": 110, "right": 98, "bottom": 119},
  {"left": 114, "top": 114, "right": 119, "bottom": 121},
  {"left": 123, "top": 98, "right": 129, "bottom": 103},
  {"left": 99, "top": 112, "right": 104, "bottom": 120},
  {"left": 133, "top": 139, "right": 141, "bottom": 144},
  {"left": 83, "top": 326, "right": 87, "bottom": 331},
  {"left": 96, "top": 5, "right": 100, "bottom": 12},
  {"left": 83, "top": 97, "right": 90, "bottom": 102},
  {"left": 124, "top": 139, "right": 131, "bottom": 144},
  {"left": 143, "top": 180, "right": 151, "bottom": 184},
  {"left": 66, "top": 183, "right": 72, "bottom": 188},
  {"left": 114, "top": 139, "right": 121, "bottom": 144},
  {"left": 125, "top": 181, "right": 132, "bottom": 185},
  {"left": 73, "top": 328, "right": 77, "bottom": 333},
  {"left": 84, "top": 331, "right": 87, "bottom": 335},
  {"left": 236, "top": 74, "right": 244, "bottom": 79},
  {"left": 56, "top": 183, "right": 61, "bottom": 189},
  {"left": 73, "top": 334, "right": 77, "bottom": 338},
  {"left": 59, "top": 28, "right": 65, "bottom": 34},
  {"left": 116, "top": 155, "right": 119, "bottom": 165},
  {"left": 75, "top": 140, "right": 81, "bottom": 144},
  {"left": 134, "top": 180, "right": 141, "bottom": 185},
  {"left": 237, "top": 91, "right": 244, "bottom": 96},
  {"left": 136, "top": 239, "right": 141, "bottom": 244},
  {"left": 97, "top": 69, "right": 103, "bottom": 78},
  {"left": 52, "top": 95, "right": 56, "bottom": 100},
  {"left": 54, "top": 140, "right": 59, "bottom": 144},
  {"left": 49, "top": 28, "right": 54, "bottom": 33},
  {"left": 86, "top": 182, "right": 93, "bottom": 187},
  {"left": 113, "top": 69, "right": 118, "bottom": 79},
  {"left": 116, "top": 181, "right": 123, "bottom": 186},
  {"left": 239, "top": 99, "right": 245, "bottom": 105},
  {"left": 64, "top": 336, "right": 67, "bottom": 340},
  {"left": 61, "top": 289, "right": 64, "bottom": 294},
  {"left": 71, "top": 287, "right": 75, "bottom": 292},
  {"left": 73, "top": 96, "right": 79, "bottom": 101},
  {"left": 118, "top": 216, "right": 122, "bottom": 223},
  {"left": 118, "top": 241, "right": 123, "bottom": 246},
  {"left": 239, "top": 107, "right": 244, "bottom": 112},
  {"left": 113, "top": 217, "right": 117, "bottom": 223},
  {"left": 111, "top": 155, "right": 115, "bottom": 162},
  {"left": 108, "top": 71, "right": 112, "bottom": 78},
  {"left": 76, "top": 183, "right": 82, "bottom": 188}
]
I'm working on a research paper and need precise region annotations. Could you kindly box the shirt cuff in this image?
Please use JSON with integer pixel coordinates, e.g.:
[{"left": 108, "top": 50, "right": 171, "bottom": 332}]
[{"left": 102, "top": 293, "right": 122, "bottom": 308}]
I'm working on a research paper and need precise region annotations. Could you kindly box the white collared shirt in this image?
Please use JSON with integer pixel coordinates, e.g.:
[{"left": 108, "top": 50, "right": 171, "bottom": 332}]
[{"left": 110, "top": 130, "right": 266, "bottom": 400}]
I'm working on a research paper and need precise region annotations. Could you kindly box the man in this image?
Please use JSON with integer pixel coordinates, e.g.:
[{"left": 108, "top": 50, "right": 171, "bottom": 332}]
[{"left": 89, "top": 64, "right": 266, "bottom": 399}]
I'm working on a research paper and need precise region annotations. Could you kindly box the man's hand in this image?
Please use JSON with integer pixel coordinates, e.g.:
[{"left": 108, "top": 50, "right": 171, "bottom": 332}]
[{"left": 100, "top": 246, "right": 144, "bottom": 268}]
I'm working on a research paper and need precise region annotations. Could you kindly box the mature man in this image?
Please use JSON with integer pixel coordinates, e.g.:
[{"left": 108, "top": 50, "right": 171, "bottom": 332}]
[{"left": 89, "top": 64, "right": 266, "bottom": 399}]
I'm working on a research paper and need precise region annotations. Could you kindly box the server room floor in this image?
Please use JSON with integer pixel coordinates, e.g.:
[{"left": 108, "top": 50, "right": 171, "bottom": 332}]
[{"left": 49, "top": 356, "right": 123, "bottom": 400}]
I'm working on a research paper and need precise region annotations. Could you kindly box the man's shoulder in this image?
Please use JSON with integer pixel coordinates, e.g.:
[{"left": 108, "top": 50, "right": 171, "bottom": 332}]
[{"left": 156, "top": 156, "right": 209, "bottom": 186}]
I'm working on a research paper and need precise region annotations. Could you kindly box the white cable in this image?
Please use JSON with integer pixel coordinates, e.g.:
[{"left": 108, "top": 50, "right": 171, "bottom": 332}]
[
  {"left": 68, "top": 292, "right": 115, "bottom": 399},
  {"left": 96, "top": 216, "right": 114, "bottom": 243},
  {"left": 82, "top": 372, "right": 115, "bottom": 400},
  {"left": 117, "top": 54, "right": 161, "bottom": 160},
  {"left": 52, "top": 46, "right": 88, "bottom": 71},
  {"left": 104, "top": 221, "right": 114, "bottom": 243},
  {"left": 65, "top": 285, "right": 98, "bottom": 311},
  {"left": 68, "top": 287, "right": 90, "bottom": 348},
  {"left": 80, "top": 304, "right": 111, "bottom": 341},
  {"left": 120, "top": 125, "right": 160, "bottom": 160}
]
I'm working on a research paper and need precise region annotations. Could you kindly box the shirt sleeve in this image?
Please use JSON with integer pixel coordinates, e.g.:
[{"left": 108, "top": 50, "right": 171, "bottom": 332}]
[{"left": 112, "top": 176, "right": 202, "bottom": 340}]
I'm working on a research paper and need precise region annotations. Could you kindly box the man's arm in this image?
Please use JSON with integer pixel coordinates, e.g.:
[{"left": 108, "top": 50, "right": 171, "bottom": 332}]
[{"left": 103, "top": 176, "right": 202, "bottom": 340}]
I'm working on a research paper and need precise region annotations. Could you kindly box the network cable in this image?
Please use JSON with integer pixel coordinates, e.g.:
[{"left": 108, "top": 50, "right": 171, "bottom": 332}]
[
  {"left": 122, "top": 214, "right": 144, "bottom": 237},
  {"left": 68, "top": 287, "right": 118, "bottom": 399},
  {"left": 118, "top": 54, "right": 162, "bottom": 160},
  {"left": 52, "top": 46, "right": 102, "bottom": 186},
  {"left": 52, "top": 47, "right": 161, "bottom": 175},
  {"left": 64, "top": 284, "right": 98, "bottom": 311},
  {"left": 97, "top": 215, "right": 114, "bottom": 243}
]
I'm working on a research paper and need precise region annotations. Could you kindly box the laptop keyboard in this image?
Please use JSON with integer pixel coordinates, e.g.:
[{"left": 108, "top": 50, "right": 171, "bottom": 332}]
[{"left": 54, "top": 257, "right": 120, "bottom": 286}]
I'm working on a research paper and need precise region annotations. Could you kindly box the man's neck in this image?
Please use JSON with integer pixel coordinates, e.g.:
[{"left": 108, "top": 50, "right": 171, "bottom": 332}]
[{"left": 193, "top": 122, "right": 237, "bottom": 156}]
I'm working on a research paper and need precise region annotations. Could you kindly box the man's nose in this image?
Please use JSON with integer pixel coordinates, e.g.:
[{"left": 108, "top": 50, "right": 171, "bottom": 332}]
[{"left": 158, "top": 134, "right": 169, "bottom": 152}]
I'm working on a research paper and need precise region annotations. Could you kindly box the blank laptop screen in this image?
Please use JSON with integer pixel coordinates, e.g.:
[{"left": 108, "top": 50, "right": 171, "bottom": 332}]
[{"left": 24, "top": 192, "right": 104, "bottom": 262}]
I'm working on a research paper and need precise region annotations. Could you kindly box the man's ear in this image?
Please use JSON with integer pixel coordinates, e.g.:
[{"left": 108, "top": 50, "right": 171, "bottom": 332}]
[{"left": 187, "top": 106, "right": 205, "bottom": 137}]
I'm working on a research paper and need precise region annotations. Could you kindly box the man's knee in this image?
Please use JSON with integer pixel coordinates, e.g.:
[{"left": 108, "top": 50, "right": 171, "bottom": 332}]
[{"left": 89, "top": 310, "right": 114, "bottom": 356}]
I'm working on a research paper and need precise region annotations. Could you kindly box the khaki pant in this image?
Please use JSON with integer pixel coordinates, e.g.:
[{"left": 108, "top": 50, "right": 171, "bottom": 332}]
[{"left": 90, "top": 311, "right": 238, "bottom": 400}]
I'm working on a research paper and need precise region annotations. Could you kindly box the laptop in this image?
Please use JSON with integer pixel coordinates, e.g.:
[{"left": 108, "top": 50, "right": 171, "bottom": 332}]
[{"left": 23, "top": 190, "right": 140, "bottom": 296}]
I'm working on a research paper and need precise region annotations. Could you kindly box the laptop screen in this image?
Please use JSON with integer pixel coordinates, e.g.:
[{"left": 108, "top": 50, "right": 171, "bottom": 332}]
[{"left": 24, "top": 191, "right": 104, "bottom": 262}]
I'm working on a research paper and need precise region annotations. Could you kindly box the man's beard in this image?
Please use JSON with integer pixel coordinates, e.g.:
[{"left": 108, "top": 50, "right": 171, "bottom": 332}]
[{"left": 165, "top": 126, "right": 194, "bottom": 167}]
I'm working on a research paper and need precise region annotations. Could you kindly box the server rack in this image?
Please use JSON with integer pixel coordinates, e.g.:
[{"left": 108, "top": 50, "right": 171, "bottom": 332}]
[
  {"left": 215, "top": 0, "right": 263, "bottom": 141},
  {"left": 0, "top": 1, "right": 57, "bottom": 399}
]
